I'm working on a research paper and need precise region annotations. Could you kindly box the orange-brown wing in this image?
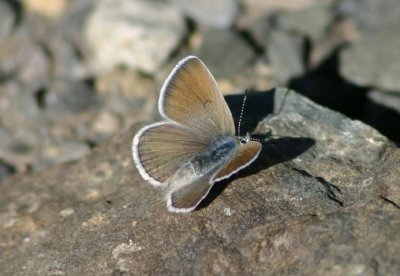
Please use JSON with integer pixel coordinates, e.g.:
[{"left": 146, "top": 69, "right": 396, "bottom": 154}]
[
  {"left": 167, "top": 140, "right": 262, "bottom": 213},
  {"left": 159, "top": 56, "right": 235, "bottom": 137},
  {"left": 132, "top": 122, "right": 210, "bottom": 186},
  {"left": 214, "top": 140, "right": 262, "bottom": 181}
]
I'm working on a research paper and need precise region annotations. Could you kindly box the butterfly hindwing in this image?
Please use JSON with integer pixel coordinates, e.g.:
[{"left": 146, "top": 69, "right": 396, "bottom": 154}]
[
  {"left": 214, "top": 140, "right": 262, "bottom": 181},
  {"left": 166, "top": 140, "right": 261, "bottom": 213}
]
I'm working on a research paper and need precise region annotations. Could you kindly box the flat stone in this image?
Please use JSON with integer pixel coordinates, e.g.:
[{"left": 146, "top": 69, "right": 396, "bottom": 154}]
[
  {"left": 238, "top": 0, "right": 318, "bottom": 27},
  {"left": 44, "top": 79, "right": 98, "bottom": 116},
  {"left": 84, "top": 0, "right": 185, "bottom": 74},
  {"left": 267, "top": 30, "right": 305, "bottom": 84},
  {"left": 336, "top": 0, "right": 400, "bottom": 32},
  {"left": 0, "top": 1, "right": 15, "bottom": 46},
  {"left": 368, "top": 90, "right": 400, "bottom": 114},
  {"left": 198, "top": 30, "right": 255, "bottom": 80},
  {"left": 22, "top": 0, "right": 68, "bottom": 18},
  {"left": 0, "top": 25, "right": 50, "bottom": 92},
  {"left": 340, "top": 21, "right": 400, "bottom": 91},
  {"left": 178, "top": 0, "right": 239, "bottom": 29},
  {"left": 1, "top": 88, "right": 398, "bottom": 274},
  {"left": 274, "top": 4, "right": 332, "bottom": 41},
  {"left": 36, "top": 141, "right": 91, "bottom": 171}
]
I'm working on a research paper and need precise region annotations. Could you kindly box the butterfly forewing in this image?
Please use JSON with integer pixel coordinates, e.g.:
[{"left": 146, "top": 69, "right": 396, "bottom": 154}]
[
  {"left": 133, "top": 122, "right": 210, "bottom": 186},
  {"left": 160, "top": 56, "right": 235, "bottom": 137}
]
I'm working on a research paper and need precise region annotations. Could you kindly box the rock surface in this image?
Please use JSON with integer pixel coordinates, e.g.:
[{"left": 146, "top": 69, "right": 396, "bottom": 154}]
[
  {"left": 267, "top": 30, "right": 305, "bottom": 84},
  {"left": 0, "top": 1, "right": 399, "bottom": 272},
  {"left": 1, "top": 88, "right": 398, "bottom": 274},
  {"left": 84, "top": 0, "right": 185, "bottom": 74},
  {"left": 0, "top": 0, "right": 399, "bottom": 177},
  {"left": 340, "top": 21, "right": 400, "bottom": 91},
  {"left": 179, "top": 0, "right": 239, "bottom": 29}
]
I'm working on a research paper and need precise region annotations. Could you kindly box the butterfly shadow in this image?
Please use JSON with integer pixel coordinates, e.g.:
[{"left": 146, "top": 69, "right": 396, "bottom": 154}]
[{"left": 198, "top": 89, "right": 316, "bottom": 210}]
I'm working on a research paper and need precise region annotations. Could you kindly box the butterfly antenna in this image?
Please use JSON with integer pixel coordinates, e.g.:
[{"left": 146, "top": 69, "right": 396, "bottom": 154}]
[{"left": 237, "top": 90, "right": 248, "bottom": 137}]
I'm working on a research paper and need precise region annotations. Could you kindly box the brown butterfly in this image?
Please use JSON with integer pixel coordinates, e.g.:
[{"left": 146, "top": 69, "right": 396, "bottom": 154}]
[{"left": 132, "top": 56, "right": 262, "bottom": 213}]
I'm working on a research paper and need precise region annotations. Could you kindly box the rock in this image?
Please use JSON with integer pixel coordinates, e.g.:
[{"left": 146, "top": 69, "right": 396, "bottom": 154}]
[
  {"left": 340, "top": 21, "right": 400, "bottom": 91},
  {"left": 22, "top": 0, "right": 68, "bottom": 18},
  {"left": 93, "top": 68, "right": 157, "bottom": 142},
  {"left": 336, "top": 0, "right": 400, "bottom": 32},
  {"left": 364, "top": 90, "right": 400, "bottom": 145},
  {"left": 198, "top": 30, "right": 255, "bottom": 80},
  {"left": 44, "top": 78, "right": 98, "bottom": 116},
  {"left": 267, "top": 30, "right": 305, "bottom": 84},
  {"left": 84, "top": 0, "right": 185, "bottom": 74},
  {"left": 368, "top": 90, "right": 400, "bottom": 114},
  {"left": 95, "top": 69, "right": 157, "bottom": 119},
  {"left": 91, "top": 110, "right": 120, "bottom": 139},
  {"left": 0, "top": 25, "right": 50, "bottom": 92},
  {"left": 0, "top": 160, "right": 15, "bottom": 180},
  {"left": 245, "top": 15, "right": 271, "bottom": 48},
  {"left": 238, "top": 0, "right": 318, "bottom": 27},
  {"left": 47, "top": 36, "right": 87, "bottom": 80},
  {"left": 178, "top": 0, "right": 239, "bottom": 29},
  {"left": 1, "top": 88, "right": 398, "bottom": 274},
  {"left": 36, "top": 141, "right": 91, "bottom": 171},
  {"left": 273, "top": 4, "right": 332, "bottom": 41},
  {"left": 0, "top": 1, "right": 16, "bottom": 46},
  {"left": 0, "top": 82, "right": 42, "bottom": 171}
]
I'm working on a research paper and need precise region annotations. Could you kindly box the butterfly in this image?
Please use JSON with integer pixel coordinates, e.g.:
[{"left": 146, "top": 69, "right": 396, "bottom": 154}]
[{"left": 132, "top": 56, "right": 262, "bottom": 213}]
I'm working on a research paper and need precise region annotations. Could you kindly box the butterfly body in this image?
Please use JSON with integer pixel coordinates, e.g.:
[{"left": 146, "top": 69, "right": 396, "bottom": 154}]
[{"left": 132, "top": 56, "right": 262, "bottom": 213}]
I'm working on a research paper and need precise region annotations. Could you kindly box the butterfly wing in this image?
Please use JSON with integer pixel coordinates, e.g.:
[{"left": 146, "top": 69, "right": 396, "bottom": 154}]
[
  {"left": 166, "top": 166, "right": 220, "bottom": 213},
  {"left": 214, "top": 140, "right": 262, "bottom": 181},
  {"left": 166, "top": 140, "right": 262, "bottom": 213},
  {"left": 132, "top": 122, "right": 210, "bottom": 186},
  {"left": 159, "top": 56, "right": 235, "bottom": 137}
]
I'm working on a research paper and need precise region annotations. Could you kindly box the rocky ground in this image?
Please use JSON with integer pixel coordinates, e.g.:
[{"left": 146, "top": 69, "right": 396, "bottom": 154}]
[{"left": 0, "top": 0, "right": 399, "bottom": 274}]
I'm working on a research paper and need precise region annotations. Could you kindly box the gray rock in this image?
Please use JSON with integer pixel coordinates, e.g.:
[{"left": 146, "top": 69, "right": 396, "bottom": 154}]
[
  {"left": 35, "top": 141, "right": 91, "bottom": 171},
  {"left": 274, "top": 4, "right": 332, "bottom": 41},
  {"left": 267, "top": 30, "right": 305, "bottom": 84},
  {"left": 368, "top": 90, "right": 400, "bottom": 114},
  {"left": 84, "top": 0, "right": 185, "bottom": 74},
  {"left": 0, "top": 160, "right": 15, "bottom": 180},
  {"left": 44, "top": 79, "right": 97, "bottom": 116},
  {"left": 340, "top": 21, "right": 400, "bottom": 91},
  {"left": 336, "top": 0, "right": 400, "bottom": 32},
  {"left": 95, "top": 69, "right": 156, "bottom": 118},
  {"left": 238, "top": 0, "right": 321, "bottom": 28},
  {"left": 246, "top": 15, "right": 271, "bottom": 48},
  {"left": 178, "top": 0, "right": 239, "bottom": 29},
  {"left": 0, "top": 1, "right": 16, "bottom": 46},
  {"left": 48, "top": 36, "right": 87, "bottom": 80},
  {"left": 1, "top": 88, "right": 398, "bottom": 274},
  {"left": 364, "top": 89, "right": 400, "bottom": 145},
  {"left": 198, "top": 30, "right": 255, "bottom": 79},
  {"left": 0, "top": 82, "right": 42, "bottom": 171},
  {"left": 0, "top": 26, "right": 50, "bottom": 92}
]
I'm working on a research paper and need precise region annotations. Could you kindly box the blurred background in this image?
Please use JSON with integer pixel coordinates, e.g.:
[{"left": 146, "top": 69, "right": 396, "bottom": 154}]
[{"left": 0, "top": 0, "right": 399, "bottom": 180}]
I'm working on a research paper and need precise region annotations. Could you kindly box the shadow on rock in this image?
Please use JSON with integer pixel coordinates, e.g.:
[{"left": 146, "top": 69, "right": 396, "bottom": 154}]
[{"left": 198, "top": 89, "right": 316, "bottom": 211}]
